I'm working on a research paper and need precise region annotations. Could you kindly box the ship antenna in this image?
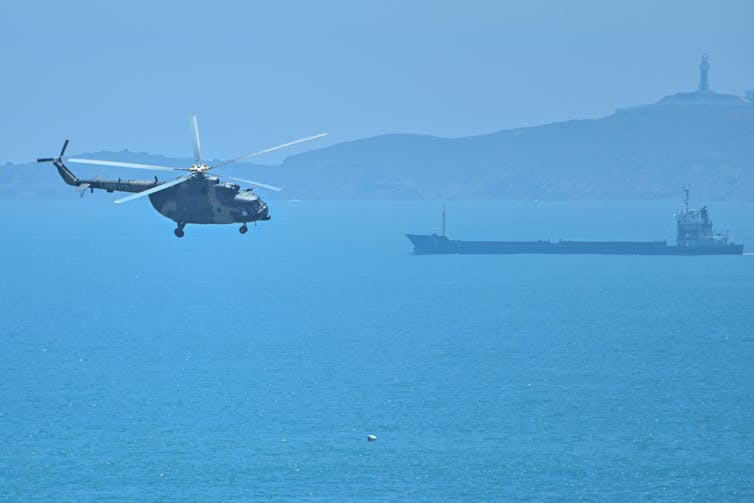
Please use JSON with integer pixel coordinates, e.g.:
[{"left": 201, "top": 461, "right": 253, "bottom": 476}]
[{"left": 442, "top": 204, "right": 446, "bottom": 237}]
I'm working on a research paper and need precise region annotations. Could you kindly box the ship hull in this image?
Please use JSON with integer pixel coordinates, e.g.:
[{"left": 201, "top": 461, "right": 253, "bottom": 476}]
[{"left": 406, "top": 234, "right": 744, "bottom": 255}]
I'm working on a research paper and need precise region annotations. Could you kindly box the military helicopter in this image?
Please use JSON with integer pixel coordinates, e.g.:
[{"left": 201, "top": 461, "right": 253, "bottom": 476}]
[{"left": 37, "top": 116, "right": 327, "bottom": 237}]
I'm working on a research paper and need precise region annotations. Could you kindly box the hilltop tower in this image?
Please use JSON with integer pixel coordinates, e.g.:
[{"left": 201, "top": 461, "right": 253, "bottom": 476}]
[{"left": 699, "top": 54, "right": 709, "bottom": 91}]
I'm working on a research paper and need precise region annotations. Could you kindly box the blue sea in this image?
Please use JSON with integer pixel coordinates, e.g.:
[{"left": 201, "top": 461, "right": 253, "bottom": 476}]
[{"left": 1, "top": 199, "right": 753, "bottom": 501}]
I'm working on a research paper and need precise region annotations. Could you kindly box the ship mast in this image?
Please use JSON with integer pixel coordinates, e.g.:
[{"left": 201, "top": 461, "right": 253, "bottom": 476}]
[
  {"left": 442, "top": 204, "right": 446, "bottom": 237},
  {"left": 683, "top": 187, "right": 689, "bottom": 213}
]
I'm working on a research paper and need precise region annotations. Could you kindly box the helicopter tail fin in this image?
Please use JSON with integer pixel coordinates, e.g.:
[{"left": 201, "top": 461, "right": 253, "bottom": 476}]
[{"left": 37, "top": 140, "right": 79, "bottom": 187}]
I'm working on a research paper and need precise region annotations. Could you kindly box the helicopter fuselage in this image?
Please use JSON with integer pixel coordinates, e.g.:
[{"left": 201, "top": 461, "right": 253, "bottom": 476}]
[{"left": 148, "top": 174, "right": 270, "bottom": 225}]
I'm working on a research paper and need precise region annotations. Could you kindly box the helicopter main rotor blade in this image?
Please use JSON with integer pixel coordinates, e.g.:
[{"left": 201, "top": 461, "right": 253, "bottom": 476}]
[
  {"left": 214, "top": 173, "right": 283, "bottom": 192},
  {"left": 59, "top": 139, "right": 69, "bottom": 158},
  {"left": 212, "top": 132, "right": 328, "bottom": 169},
  {"left": 192, "top": 115, "right": 202, "bottom": 163},
  {"left": 114, "top": 174, "right": 194, "bottom": 204},
  {"left": 66, "top": 158, "right": 188, "bottom": 172}
]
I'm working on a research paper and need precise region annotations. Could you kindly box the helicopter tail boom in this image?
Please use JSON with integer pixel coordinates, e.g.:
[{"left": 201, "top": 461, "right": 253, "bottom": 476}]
[
  {"left": 39, "top": 140, "right": 163, "bottom": 197},
  {"left": 53, "top": 159, "right": 79, "bottom": 186}
]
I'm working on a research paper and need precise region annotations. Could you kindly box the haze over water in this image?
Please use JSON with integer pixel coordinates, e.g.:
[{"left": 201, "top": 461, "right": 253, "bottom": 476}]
[{"left": 1, "top": 200, "right": 753, "bottom": 500}]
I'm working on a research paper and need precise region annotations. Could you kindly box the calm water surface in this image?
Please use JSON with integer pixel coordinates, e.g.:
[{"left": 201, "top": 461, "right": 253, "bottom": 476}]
[{"left": 1, "top": 200, "right": 753, "bottom": 501}]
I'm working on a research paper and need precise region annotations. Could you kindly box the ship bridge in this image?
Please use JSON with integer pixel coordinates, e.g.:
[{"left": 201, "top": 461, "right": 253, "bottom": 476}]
[{"left": 675, "top": 190, "right": 729, "bottom": 247}]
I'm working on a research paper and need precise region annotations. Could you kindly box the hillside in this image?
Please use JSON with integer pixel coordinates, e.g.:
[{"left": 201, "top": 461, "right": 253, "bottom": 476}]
[
  {"left": 273, "top": 104, "right": 754, "bottom": 200},
  {"left": 3, "top": 104, "right": 754, "bottom": 201}
]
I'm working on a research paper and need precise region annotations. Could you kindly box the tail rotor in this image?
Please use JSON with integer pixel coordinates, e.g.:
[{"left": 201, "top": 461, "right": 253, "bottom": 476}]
[{"left": 37, "top": 139, "right": 69, "bottom": 164}]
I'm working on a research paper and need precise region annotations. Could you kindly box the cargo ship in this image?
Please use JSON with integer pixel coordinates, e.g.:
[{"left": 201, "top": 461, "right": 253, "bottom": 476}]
[{"left": 406, "top": 191, "right": 743, "bottom": 255}]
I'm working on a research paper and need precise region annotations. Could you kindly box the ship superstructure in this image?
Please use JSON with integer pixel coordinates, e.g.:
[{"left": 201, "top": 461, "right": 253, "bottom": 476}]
[{"left": 675, "top": 189, "right": 730, "bottom": 247}]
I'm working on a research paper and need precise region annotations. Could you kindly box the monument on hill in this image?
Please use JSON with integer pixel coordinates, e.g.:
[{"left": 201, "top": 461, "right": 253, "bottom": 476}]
[
  {"left": 698, "top": 54, "right": 709, "bottom": 92},
  {"left": 618, "top": 55, "right": 753, "bottom": 113}
]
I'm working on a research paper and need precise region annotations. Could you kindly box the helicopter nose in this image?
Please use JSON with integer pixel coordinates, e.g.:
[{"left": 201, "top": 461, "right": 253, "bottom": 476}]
[
  {"left": 248, "top": 203, "right": 270, "bottom": 221},
  {"left": 254, "top": 201, "right": 269, "bottom": 219}
]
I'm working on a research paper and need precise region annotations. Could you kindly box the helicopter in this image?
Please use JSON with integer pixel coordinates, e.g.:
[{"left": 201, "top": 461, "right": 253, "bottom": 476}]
[{"left": 37, "top": 116, "right": 327, "bottom": 237}]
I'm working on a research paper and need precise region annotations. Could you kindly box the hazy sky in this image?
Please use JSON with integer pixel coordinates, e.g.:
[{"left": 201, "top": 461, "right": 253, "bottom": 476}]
[{"left": 3, "top": 0, "right": 753, "bottom": 163}]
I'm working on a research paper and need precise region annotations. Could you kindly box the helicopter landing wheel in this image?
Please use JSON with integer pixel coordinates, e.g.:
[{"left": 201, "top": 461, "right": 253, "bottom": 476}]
[
  {"left": 239, "top": 224, "right": 248, "bottom": 234},
  {"left": 174, "top": 221, "right": 186, "bottom": 238}
]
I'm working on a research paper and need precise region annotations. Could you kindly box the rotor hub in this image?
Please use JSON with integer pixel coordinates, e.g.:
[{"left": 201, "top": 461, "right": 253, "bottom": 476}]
[{"left": 189, "top": 163, "right": 212, "bottom": 174}]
